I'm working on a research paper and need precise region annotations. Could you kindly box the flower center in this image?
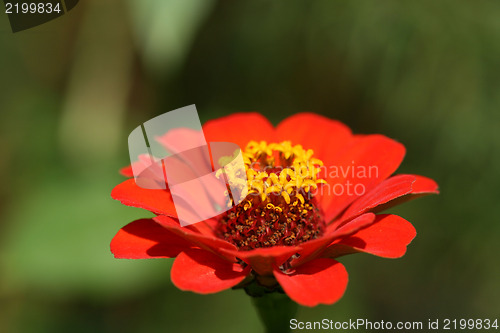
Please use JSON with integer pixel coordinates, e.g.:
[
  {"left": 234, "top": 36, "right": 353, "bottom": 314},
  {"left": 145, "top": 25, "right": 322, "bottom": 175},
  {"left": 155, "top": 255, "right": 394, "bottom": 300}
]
[{"left": 216, "top": 140, "right": 327, "bottom": 250}]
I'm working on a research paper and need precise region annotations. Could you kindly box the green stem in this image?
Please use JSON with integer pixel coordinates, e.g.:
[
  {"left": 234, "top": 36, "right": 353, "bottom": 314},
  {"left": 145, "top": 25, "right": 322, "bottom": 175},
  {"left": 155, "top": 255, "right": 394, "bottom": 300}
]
[{"left": 251, "top": 292, "right": 298, "bottom": 333}]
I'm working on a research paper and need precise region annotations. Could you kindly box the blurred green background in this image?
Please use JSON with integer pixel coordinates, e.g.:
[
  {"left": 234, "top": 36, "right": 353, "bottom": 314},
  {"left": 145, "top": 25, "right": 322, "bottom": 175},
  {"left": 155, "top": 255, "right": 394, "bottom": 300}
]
[{"left": 1, "top": 1, "right": 499, "bottom": 332}]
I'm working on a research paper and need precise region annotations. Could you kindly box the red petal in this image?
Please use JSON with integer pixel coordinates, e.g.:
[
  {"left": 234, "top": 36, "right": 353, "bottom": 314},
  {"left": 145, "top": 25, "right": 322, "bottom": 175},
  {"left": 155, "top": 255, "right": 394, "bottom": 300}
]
[
  {"left": 324, "top": 214, "right": 416, "bottom": 258},
  {"left": 153, "top": 215, "right": 238, "bottom": 261},
  {"left": 111, "top": 179, "right": 178, "bottom": 217},
  {"left": 411, "top": 175, "right": 439, "bottom": 193},
  {"left": 371, "top": 175, "right": 439, "bottom": 213},
  {"left": 188, "top": 218, "right": 219, "bottom": 237},
  {"left": 292, "top": 213, "right": 376, "bottom": 267},
  {"left": 336, "top": 174, "right": 416, "bottom": 223},
  {"left": 120, "top": 165, "right": 134, "bottom": 177},
  {"left": 202, "top": 113, "right": 276, "bottom": 150},
  {"left": 319, "top": 134, "right": 406, "bottom": 222},
  {"left": 274, "top": 258, "right": 348, "bottom": 307},
  {"left": 220, "top": 246, "right": 300, "bottom": 276},
  {"left": 171, "top": 249, "right": 250, "bottom": 294},
  {"left": 110, "top": 219, "right": 192, "bottom": 259},
  {"left": 276, "top": 113, "right": 352, "bottom": 161}
]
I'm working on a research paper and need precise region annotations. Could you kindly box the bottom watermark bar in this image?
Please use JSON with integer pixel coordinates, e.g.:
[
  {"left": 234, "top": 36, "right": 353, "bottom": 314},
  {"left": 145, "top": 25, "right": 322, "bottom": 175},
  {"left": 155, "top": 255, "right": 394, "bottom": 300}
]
[
  {"left": 290, "top": 319, "right": 423, "bottom": 331},
  {"left": 290, "top": 318, "right": 499, "bottom": 331}
]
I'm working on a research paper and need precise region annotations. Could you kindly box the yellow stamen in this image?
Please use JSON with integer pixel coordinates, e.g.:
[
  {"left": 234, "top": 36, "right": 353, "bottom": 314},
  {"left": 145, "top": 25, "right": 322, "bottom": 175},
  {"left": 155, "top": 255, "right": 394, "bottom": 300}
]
[{"left": 238, "top": 140, "right": 326, "bottom": 206}]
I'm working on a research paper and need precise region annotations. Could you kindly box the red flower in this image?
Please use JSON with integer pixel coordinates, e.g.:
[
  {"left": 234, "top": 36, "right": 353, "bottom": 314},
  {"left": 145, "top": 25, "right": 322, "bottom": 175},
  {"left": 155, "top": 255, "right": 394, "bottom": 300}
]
[{"left": 111, "top": 113, "right": 438, "bottom": 307}]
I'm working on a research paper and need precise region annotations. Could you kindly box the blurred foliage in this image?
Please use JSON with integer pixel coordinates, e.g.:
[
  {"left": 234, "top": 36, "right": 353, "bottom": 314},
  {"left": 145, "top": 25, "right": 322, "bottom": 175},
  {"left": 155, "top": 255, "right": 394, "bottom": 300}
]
[{"left": 1, "top": 0, "right": 499, "bottom": 332}]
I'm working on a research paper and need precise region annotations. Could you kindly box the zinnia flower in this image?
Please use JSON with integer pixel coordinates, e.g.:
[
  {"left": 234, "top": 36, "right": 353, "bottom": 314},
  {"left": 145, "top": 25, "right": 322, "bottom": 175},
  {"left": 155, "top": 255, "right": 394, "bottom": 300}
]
[{"left": 111, "top": 113, "right": 438, "bottom": 307}]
